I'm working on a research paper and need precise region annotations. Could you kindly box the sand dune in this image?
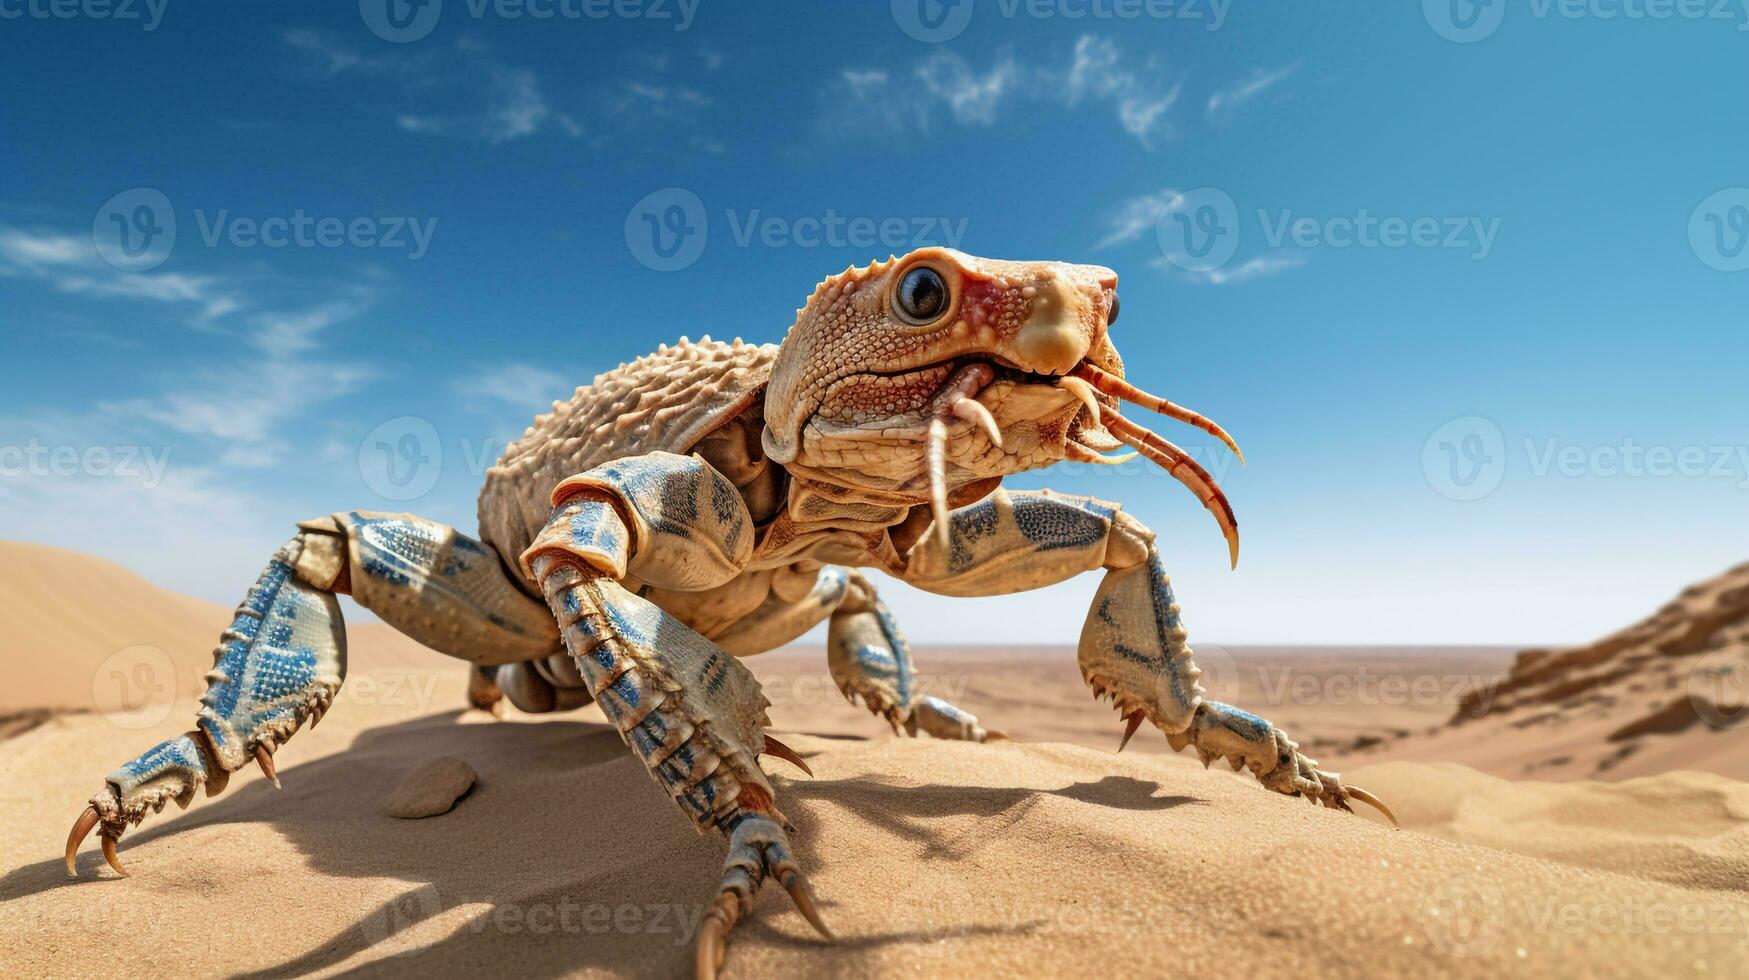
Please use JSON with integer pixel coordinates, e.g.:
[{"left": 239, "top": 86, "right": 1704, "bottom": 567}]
[
  {"left": 0, "top": 541, "right": 230, "bottom": 712},
  {"left": 4, "top": 544, "right": 1748, "bottom": 977},
  {"left": 1377, "top": 563, "right": 1749, "bottom": 782},
  {"left": 4, "top": 694, "right": 1746, "bottom": 978},
  {"left": 0, "top": 541, "right": 470, "bottom": 720}
]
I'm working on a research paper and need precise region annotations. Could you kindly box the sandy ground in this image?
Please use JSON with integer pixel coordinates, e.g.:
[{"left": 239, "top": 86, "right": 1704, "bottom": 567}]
[{"left": 4, "top": 542, "right": 1748, "bottom": 977}]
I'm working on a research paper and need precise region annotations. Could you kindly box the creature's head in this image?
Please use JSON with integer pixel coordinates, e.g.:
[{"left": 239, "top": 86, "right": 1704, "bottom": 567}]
[{"left": 762, "top": 247, "right": 1242, "bottom": 565}]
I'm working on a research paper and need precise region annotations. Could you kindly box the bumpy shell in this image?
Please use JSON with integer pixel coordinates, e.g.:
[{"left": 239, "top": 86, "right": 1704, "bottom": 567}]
[{"left": 477, "top": 338, "right": 777, "bottom": 566}]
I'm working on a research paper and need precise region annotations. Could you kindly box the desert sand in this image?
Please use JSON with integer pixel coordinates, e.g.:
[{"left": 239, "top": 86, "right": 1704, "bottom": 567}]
[{"left": 3, "top": 544, "right": 1747, "bottom": 978}]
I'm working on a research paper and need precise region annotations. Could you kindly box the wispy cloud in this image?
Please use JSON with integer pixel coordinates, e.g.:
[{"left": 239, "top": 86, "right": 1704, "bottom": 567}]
[
  {"left": 1095, "top": 188, "right": 1182, "bottom": 250},
  {"left": 0, "top": 225, "right": 241, "bottom": 321},
  {"left": 1066, "top": 36, "right": 1181, "bottom": 145},
  {"left": 829, "top": 36, "right": 1180, "bottom": 147},
  {"left": 1206, "top": 60, "right": 1303, "bottom": 125},
  {"left": 596, "top": 78, "right": 722, "bottom": 154},
  {"left": 281, "top": 29, "right": 722, "bottom": 153},
  {"left": 453, "top": 363, "right": 572, "bottom": 409},
  {"left": 103, "top": 296, "right": 377, "bottom": 467},
  {"left": 1153, "top": 253, "right": 1307, "bottom": 285},
  {"left": 5, "top": 217, "right": 381, "bottom": 468},
  {"left": 1098, "top": 192, "right": 1306, "bottom": 285},
  {"left": 284, "top": 32, "right": 554, "bottom": 144}
]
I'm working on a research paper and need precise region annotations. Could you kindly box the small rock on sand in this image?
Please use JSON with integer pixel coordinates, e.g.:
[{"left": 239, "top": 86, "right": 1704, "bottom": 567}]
[{"left": 385, "top": 756, "right": 477, "bottom": 819}]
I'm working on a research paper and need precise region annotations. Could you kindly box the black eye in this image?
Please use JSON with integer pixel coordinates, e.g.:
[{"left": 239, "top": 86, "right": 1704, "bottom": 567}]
[
  {"left": 894, "top": 266, "right": 949, "bottom": 324},
  {"left": 1107, "top": 292, "right": 1120, "bottom": 326}
]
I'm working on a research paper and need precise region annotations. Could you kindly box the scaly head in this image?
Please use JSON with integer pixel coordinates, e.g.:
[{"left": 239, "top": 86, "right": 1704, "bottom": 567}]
[{"left": 762, "top": 247, "right": 1243, "bottom": 566}]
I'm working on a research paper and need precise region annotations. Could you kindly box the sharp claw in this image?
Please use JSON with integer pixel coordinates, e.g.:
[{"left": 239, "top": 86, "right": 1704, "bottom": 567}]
[
  {"left": 775, "top": 865, "right": 834, "bottom": 939},
  {"left": 254, "top": 744, "right": 281, "bottom": 789},
  {"left": 101, "top": 834, "right": 130, "bottom": 877},
  {"left": 1116, "top": 710, "right": 1146, "bottom": 753},
  {"left": 65, "top": 806, "right": 99, "bottom": 876},
  {"left": 695, "top": 899, "right": 733, "bottom": 980},
  {"left": 762, "top": 735, "right": 814, "bottom": 777},
  {"left": 1345, "top": 785, "right": 1400, "bottom": 829}
]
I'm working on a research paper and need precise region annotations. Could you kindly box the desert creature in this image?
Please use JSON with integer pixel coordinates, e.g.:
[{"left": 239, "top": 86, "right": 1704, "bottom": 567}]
[{"left": 65, "top": 247, "right": 1395, "bottom": 978}]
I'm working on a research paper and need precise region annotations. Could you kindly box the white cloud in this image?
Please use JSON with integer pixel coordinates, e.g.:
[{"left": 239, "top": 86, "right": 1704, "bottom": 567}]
[
  {"left": 917, "top": 50, "right": 1017, "bottom": 127},
  {"left": 1153, "top": 253, "right": 1307, "bottom": 285},
  {"left": 1096, "top": 189, "right": 1182, "bottom": 250},
  {"left": 1206, "top": 60, "right": 1303, "bottom": 125},
  {"left": 0, "top": 226, "right": 243, "bottom": 320},
  {"left": 285, "top": 32, "right": 552, "bottom": 144},
  {"left": 454, "top": 363, "right": 573, "bottom": 409},
  {"left": 831, "top": 36, "right": 1179, "bottom": 147},
  {"left": 282, "top": 30, "right": 721, "bottom": 153}
]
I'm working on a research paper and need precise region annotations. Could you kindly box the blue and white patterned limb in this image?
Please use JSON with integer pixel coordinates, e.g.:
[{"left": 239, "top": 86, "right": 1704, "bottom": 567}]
[
  {"left": 519, "top": 455, "right": 831, "bottom": 972},
  {"left": 904, "top": 488, "right": 1396, "bottom": 820},
  {"left": 825, "top": 570, "right": 997, "bottom": 741},
  {"left": 71, "top": 512, "right": 570, "bottom": 875}
]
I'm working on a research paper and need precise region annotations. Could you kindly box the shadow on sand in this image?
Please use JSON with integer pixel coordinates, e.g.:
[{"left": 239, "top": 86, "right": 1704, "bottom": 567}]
[{"left": 4, "top": 709, "right": 1202, "bottom": 977}]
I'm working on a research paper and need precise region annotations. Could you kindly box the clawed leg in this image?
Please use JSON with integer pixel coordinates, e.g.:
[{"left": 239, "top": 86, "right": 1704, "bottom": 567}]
[
  {"left": 826, "top": 570, "right": 999, "bottom": 742},
  {"left": 67, "top": 511, "right": 563, "bottom": 875},
  {"left": 1081, "top": 549, "right": 1397, "bottom": 825},
  {"left": 519, "top": 468, "right": 832, "bottom": 978},
  {"left": 68, "top": 534, "right": 346, "bottom": 875},
  {"left": 696, "top": 812, "right": 831, "bottom": 978}
]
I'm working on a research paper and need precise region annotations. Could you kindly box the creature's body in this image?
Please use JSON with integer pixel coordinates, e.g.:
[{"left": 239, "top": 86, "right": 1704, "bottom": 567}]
[{"left": 65, "top": 248, "right": 1392, "bottom": 979}]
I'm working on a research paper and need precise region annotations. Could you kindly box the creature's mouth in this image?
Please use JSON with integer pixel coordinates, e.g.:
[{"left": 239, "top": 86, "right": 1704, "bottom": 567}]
[{"left": 870, "top": 353, "right": 1246, "bottom": 568}]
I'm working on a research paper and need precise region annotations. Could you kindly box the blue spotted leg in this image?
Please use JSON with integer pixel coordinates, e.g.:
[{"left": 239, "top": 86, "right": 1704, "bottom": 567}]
[
  {"left": 517, "top": 454, "right": 832, "bottom": 979},
  {"left": 66, "top": 511, "right": 561, "bottom": 876},
  {"left": 904, "top": 487, "right": 1398, "bottom": 824},
  {"left": 825, "top": 569, "right": 999, "bottom": 741}
]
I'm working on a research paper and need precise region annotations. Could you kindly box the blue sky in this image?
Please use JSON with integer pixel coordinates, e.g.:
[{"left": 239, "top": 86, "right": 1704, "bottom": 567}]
[{"left": 2, "top": 1, "right": 1746, "bottom": 646}]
